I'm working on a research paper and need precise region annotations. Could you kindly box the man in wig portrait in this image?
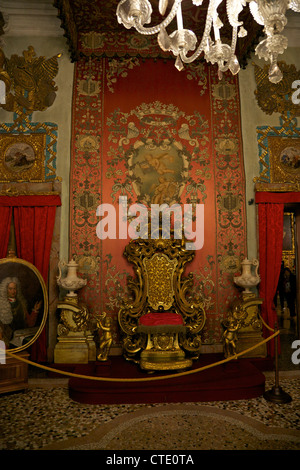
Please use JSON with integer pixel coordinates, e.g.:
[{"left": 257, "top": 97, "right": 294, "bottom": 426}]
[{"left": 0, "top": 276, "right": 42, "bottom": 348}]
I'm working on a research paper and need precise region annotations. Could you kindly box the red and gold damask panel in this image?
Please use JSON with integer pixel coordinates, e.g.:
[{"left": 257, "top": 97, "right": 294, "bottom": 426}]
[{"left": 70, "top": 57, "right": 247, "bottom": 347}]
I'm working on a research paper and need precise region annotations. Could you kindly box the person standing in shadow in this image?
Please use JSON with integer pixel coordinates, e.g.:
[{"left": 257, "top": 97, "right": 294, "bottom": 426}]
[
  {"left": 282, "top": 267, "right": 297, "bottom": 319},
  {"left": 274, "top": 262, "right": 285, "bottom": 314}
]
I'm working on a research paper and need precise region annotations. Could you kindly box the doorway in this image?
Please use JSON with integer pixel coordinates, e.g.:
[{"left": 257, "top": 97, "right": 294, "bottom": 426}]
[{"left": 275, "top": 205, "right": 300, "bottom": 370}]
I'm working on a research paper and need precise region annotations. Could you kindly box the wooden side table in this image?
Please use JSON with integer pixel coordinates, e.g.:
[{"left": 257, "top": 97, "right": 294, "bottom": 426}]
[{"left": 0, "top": 350, "right": 29, "bottom": 394}]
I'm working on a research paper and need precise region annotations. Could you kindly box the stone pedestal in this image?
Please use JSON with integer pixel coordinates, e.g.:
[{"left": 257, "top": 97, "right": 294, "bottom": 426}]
[
  {"left": 54, "top": 299, "right": 96, "bottom": 364},
  {"left": 85, "top": 330, "right": 97, "bottom": 361},
  {"left": 54, "top": 332, "right": 90, "bottom": 364},
  {"left": 237, "top": 293, "right": 267, "bottom": 358}
]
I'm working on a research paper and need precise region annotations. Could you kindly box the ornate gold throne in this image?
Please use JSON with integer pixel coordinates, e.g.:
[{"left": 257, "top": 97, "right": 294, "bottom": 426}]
[{"left": 118, "top": 233, "right": 206, "bottom": 371}]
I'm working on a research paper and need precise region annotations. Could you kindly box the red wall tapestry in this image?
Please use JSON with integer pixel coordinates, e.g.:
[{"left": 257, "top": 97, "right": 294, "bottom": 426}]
[{"left": 70, "top": 57, "right": 247, "bottom": 348}]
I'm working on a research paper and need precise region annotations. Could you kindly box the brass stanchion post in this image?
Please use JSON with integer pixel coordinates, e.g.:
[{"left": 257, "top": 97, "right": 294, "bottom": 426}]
[{"left": 263, "top": 322, "right": 292, "bottom": 404}]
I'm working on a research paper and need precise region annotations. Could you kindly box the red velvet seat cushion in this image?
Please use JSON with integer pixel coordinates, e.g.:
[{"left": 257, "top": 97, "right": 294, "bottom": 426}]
[{"left": 139, "top": 312, "right": 184, "bottom": 326}]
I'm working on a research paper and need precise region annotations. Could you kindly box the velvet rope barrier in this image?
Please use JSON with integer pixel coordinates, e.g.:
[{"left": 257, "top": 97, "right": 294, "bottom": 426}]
[
  {"left": 2, "top": 330, "right": 279, "bottom": 383},
  {"left": 259, "top": 314, "right": 275, "bottom": 332}
]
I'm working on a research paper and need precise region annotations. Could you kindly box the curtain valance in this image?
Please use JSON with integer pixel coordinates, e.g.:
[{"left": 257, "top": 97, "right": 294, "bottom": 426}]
[
  {"left": 0, "top": 195, "right": 61, "bottom": 206},
  {"left": 255, "top": 192, "right": 300, "bottom": 204}
]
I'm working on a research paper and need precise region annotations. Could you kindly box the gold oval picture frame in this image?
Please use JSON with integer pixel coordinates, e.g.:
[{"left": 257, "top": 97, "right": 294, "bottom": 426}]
[{"left": 0, "top": 257, "right": 48, "bottom": 353}]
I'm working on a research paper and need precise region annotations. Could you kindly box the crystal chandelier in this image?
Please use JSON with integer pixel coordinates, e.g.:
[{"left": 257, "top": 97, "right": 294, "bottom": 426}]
[{"left": 116, "top": 0, "right": 300, "bottom": 83}]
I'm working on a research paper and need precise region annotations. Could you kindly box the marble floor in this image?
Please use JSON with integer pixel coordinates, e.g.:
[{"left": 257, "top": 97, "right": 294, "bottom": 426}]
[
  {"left": 0, "top": 309, "right": 299, "bottom": 452},
  {"left": 0, "top": 371, "right": 299, "bottom": 452}
]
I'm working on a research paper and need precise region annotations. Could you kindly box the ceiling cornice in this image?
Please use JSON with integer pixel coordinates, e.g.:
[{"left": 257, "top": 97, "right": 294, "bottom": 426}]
[{"left": 0, "top": 0, "right": 63, "bottom": 38}]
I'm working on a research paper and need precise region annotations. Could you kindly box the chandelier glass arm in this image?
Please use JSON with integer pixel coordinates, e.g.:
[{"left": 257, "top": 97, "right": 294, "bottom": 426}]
[
  {"left": 178, "top": 2, "right": 238, "bottom": 68},
  {"left": 178, "top": 13, "right": 214, "bottom": 64},
  {"left": 134, "top": 0, "right": 182, "bottom": 35},
  {"left": 116, "top": 0, "right": 300, "bottom": 83}
]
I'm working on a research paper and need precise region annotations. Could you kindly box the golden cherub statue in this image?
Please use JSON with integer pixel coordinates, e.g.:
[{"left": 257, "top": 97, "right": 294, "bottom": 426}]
[
  {"left": 222, "top": 316, "right": 240, "bottom": 358},
  {"left": 96, "top": 312, "right": 113, "bottom": 362},
  {"left": 222, "top": 299, "right": 248, "bottom": 358}
]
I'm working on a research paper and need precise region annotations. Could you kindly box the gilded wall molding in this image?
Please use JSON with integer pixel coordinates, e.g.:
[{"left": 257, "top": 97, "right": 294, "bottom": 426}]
[
  {"left": 255, "top": 182, "right": 300, "bottom": 192},
  {"left": 254, "top": 119, "right": 300, "bottom": 185},
  {"left": 253, "top": 62, "right": 300, "bottom": 185}
]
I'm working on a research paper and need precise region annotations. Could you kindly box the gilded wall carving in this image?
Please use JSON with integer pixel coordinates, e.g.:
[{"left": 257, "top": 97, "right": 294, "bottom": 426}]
[
  {"left": 0, "top": 46, "right": 61, "bottom": 183},
  {"left": 253, "top": 61, "right": 300, "bottom": 186}
]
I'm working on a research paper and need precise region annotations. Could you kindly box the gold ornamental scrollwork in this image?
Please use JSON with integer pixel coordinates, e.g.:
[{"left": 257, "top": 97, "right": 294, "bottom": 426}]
[
  {"left": 57, "top": 300, "right": 92, "bottom": 335},
  {"left": 0, "top": 46, "right": 61, "bottom": 118},
  {"left": 143, "top": 253, "right": 177, "bottom": 311},
  {"left": 253, "top": 61, "right": 300, "bottom": 118}
]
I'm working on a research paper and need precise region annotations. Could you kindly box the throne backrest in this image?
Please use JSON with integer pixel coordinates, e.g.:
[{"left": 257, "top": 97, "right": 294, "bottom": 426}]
[
  {"left": 143, "top": 253, "right": 178, "bottom": 311},
  {"left": 123, "top": 235, "right": 196, "bottom": 317}
]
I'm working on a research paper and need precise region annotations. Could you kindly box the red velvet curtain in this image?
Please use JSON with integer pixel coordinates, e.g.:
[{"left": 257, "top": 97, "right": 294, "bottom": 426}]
[
  {"left": 256, "top": 192, "right": 300, "bottom": 356},
  {"left": 257, "top": 202, "right": 284, "bottom": 356},
  {"left": 0, "top": 195, "right": 61, "bottom": 362},
  {"left": 0, "top": 206, "right": 12, "bottom": 258}
]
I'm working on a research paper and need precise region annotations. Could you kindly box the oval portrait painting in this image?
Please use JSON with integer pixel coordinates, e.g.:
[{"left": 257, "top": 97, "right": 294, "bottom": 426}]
[{"left": 0, "top": 257, "right": 48, "bottom": 353}]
